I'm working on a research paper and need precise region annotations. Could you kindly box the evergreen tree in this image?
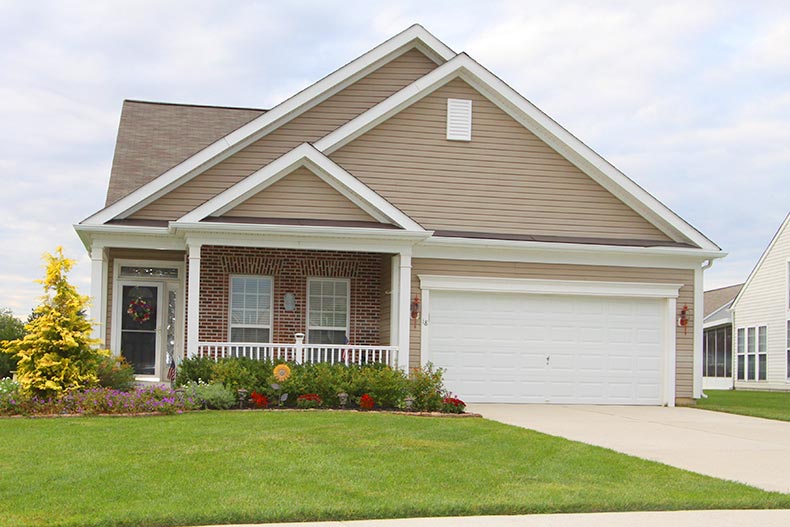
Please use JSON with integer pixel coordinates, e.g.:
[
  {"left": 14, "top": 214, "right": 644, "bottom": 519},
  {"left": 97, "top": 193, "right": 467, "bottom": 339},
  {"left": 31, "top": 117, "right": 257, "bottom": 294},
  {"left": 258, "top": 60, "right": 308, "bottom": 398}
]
[
  {"left": 2, "top": 247, "right": 109, "bottom": 396},
  {"left": 0, "top": 308, "right": 25, "bottom": 377}
]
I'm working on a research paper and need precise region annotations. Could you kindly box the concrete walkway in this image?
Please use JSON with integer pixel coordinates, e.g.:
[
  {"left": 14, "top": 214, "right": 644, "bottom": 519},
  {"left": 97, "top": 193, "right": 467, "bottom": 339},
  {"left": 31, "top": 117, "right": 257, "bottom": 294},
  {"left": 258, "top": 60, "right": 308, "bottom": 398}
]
[
  {"left": 468, "top": 404, "right": 790, "bottom": 493},
  {"left": 203, "top": 510, "right": 790, "bottom": 527}
]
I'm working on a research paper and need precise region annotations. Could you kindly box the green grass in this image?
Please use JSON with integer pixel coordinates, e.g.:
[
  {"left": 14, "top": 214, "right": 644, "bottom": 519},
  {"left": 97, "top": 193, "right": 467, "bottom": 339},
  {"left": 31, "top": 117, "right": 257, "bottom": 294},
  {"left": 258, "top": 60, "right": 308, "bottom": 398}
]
[
  {"left": 1, "top": 412, "right": 789, "bottom": 527},
  {"left": 698, "top": 389, "right": 790, "bottom": 421}
]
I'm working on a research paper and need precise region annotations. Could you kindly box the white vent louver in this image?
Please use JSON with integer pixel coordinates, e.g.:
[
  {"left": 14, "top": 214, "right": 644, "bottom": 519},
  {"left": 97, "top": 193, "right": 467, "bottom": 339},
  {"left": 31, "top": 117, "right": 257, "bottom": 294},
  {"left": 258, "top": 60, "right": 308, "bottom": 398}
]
[{"left": 446, "top": 98, "right": 472, "bottom": 141}]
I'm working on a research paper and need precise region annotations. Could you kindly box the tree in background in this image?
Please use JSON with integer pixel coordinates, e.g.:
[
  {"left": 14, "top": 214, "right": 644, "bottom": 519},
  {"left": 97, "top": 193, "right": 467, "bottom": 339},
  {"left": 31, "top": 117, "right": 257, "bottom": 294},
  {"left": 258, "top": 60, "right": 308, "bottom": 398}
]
[
  {"left": 1, "top": 247, "right": 109, "bottom": 396},
  {"left": 0, "top": 308, "right": 25, "bottom": 378}
]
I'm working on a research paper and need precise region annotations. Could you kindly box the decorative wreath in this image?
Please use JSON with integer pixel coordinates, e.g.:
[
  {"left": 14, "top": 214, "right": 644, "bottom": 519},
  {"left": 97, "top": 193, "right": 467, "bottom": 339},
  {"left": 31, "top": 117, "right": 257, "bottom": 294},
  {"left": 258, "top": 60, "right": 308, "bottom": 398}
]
[{"left": 127, "top": 297, "right": 153, "bottom": 324}]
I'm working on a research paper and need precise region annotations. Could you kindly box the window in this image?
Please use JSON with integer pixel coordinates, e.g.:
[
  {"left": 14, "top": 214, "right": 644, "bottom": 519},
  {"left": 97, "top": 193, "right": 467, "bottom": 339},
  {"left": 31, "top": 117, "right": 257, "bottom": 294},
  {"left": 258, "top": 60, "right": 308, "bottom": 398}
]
[
  {"left": 703, "top": 326, "right": 732, "bottom": 378},
  {"left": 229, "top": 276, "right": 272, "bottom": 342},
  {"left": 737, "top": 325, "right": 767, "bottom": 381},
  {"left": 307, "top": 279, "right": 349, "bottom": 344}
]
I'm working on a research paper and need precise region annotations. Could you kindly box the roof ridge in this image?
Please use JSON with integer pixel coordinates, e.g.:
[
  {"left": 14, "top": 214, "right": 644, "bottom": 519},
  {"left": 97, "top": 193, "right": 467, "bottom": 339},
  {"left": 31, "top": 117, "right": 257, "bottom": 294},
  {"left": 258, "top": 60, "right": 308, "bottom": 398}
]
[{"left": 124, "top": 99, "right": 268, "bottom": 112}]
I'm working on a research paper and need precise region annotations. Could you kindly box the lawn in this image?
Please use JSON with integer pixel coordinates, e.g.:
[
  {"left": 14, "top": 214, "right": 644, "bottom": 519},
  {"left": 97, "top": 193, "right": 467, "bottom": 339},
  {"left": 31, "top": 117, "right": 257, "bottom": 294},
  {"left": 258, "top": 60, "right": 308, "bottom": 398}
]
[
  {"left": 698, "top": 390, "right": 790, "bottom": 421},
  {"left": 1, "top": 412, "right": 789, "bottom": 527}
]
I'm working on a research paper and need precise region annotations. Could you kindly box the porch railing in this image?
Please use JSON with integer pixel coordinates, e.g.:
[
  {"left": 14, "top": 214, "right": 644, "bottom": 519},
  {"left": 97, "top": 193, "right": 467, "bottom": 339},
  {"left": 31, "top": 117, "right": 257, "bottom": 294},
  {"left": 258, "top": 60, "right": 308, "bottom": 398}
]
[{"left": 195, "top": 342, "right": 399, "bottom": 368}]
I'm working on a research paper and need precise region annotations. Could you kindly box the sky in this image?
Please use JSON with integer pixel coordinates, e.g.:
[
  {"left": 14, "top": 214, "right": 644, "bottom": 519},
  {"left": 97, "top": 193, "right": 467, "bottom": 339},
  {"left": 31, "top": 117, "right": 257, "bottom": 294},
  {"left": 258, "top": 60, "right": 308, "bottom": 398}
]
[{"left": 0, "top": 0, "right": 788, "bottom": 318}]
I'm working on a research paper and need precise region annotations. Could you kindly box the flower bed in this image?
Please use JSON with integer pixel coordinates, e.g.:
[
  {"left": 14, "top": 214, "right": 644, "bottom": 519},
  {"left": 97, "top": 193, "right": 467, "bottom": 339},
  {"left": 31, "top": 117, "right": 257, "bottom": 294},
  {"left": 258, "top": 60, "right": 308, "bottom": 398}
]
[{"left": 0, "top": 379, "right": 198, "bottom": 416}]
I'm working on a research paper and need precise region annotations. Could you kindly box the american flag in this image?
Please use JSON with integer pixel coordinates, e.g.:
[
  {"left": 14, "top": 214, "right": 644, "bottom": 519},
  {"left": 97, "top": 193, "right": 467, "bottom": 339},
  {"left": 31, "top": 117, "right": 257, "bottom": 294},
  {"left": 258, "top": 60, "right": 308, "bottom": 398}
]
[{"left": 166, "top": 354, "right": 176, "bottom": 382}]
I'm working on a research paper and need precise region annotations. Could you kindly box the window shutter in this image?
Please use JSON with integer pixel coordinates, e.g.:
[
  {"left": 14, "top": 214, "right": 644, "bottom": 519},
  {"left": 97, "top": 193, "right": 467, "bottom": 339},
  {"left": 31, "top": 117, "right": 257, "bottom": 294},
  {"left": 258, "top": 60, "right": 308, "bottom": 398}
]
[{"left": 446, "top": 98, "right": 472, "bottom": 141}]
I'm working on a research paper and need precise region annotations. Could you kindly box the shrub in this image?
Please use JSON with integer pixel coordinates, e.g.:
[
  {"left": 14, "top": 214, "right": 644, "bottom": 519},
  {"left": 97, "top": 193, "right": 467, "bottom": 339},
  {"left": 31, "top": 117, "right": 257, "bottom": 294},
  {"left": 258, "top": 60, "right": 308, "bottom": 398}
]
[
  {"left": 176, "top": 356, "right": 215, "bottom": 386},
  {"left": 296, "top": 393, "right": 323, "bottom": 409},
  {"left": 348, "top": 363, "right": 409, "bottom": 409},
  {"left": 184, "top": 381, "right": 236, "bottom": 410},
  {"left": 442, "top": 396, "right": 466, "bottom": 414},
  {"left": 0, "top": 308, "right": 25, "bottom": 378},
  {"left": 0, "top": 378, "right": 21, "bottom": 414},
  {"left": 359, "top": 393, "right": 375, "bottom": 410},
  {"left": 2, "top": 248, "right": 110, "bottom": 397},
  {"left": 213, "top": 358, "right": 256, "bottom": 392},
  {"left": 97, "top": 356, "right": 136, "bottom": 392},
  {"left": 409, "top": 363, "right": 446, "bottom": 412}
]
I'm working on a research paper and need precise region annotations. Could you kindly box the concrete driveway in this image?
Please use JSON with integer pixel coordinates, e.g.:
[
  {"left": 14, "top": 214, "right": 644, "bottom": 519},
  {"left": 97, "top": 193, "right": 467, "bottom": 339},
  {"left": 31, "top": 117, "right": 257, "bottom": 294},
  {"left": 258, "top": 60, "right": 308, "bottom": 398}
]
[{"left": 467, "top": 404, "right": 790, "bottom": 493}]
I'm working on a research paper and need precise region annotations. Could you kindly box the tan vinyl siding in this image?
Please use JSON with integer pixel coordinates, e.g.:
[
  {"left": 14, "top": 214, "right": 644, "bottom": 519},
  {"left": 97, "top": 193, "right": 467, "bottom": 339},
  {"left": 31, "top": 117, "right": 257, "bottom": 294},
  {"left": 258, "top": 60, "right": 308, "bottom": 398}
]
[
  {"left": 409, "top": 259, "right": 694, "bottom": 399},
  {"left": 132, "top": 49, "right": 439, "bottom": 220},
  {"left": 331, "top": 78, "right": 671, "bottom": 241},
  {"left": 223, "top": 166, "right": 378, "bottom": 222},
  {"left": 105, "top": 249, "right": 186, "bottom": 349}
]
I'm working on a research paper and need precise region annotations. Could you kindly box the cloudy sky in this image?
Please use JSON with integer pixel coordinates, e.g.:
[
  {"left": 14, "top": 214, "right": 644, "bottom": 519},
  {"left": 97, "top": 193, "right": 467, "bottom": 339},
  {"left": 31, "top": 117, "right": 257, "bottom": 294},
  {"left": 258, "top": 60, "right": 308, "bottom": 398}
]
[{"left": 1, "top": 0, "right": 788, "bottom": 317}]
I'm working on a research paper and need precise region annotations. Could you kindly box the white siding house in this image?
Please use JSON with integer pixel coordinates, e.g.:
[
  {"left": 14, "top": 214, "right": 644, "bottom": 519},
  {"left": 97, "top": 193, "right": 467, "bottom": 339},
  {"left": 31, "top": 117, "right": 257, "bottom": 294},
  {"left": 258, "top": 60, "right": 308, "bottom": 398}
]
[{"left": 731, "top": 213, "right": 790, "bottom": 390}]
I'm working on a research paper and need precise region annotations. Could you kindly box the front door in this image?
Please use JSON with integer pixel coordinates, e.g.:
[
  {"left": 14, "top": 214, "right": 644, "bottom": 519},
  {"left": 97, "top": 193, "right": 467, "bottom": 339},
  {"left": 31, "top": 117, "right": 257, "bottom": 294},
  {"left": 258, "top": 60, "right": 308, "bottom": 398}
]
[{"left": 119, "top": 283, "right": 161, "bottom": 376}]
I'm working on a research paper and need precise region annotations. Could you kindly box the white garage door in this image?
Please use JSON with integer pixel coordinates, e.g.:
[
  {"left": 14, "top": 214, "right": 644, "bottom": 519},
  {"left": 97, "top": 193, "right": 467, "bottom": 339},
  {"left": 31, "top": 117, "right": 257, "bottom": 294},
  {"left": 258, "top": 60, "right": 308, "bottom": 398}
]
[{"left": 427, "top": 290, "right": 665, "bottom": 405}]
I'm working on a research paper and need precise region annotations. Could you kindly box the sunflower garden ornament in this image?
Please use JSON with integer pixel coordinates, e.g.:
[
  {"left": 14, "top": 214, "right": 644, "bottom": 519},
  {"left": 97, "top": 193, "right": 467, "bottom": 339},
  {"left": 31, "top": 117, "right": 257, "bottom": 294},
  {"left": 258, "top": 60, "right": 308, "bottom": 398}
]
[{"left": 273, "top": 363, "right": 291, "bottom": 382}]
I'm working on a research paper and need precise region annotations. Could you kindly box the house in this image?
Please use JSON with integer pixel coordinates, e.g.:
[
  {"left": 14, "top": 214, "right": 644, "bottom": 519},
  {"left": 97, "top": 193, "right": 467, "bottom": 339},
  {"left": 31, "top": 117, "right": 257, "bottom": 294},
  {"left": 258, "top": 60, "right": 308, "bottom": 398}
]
[
  {"left": 730, "top": 213, "right": 790, "bottom": 390},
  {"left": 74, "top": 25, "right": 723, "bottom": 406},
  {"left": 702, "top": 283, "right": 742, "bottom": 390}
]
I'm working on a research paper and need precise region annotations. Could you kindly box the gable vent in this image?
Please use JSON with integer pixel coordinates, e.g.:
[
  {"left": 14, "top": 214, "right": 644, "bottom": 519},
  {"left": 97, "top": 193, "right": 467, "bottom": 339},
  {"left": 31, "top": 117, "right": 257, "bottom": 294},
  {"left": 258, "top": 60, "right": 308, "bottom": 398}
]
[{"left": 446, "top": 98, "right": 472, "bottom": 141}]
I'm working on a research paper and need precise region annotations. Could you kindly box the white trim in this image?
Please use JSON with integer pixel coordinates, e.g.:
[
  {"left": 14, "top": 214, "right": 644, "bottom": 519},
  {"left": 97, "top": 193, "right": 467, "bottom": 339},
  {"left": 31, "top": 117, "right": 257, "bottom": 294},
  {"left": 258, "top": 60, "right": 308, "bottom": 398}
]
[
  {"left": 417, "top": 275, "right": 682, "bottom": 299},
  {"left": 315, "top": 53, "right": 719, "bottom": 251},
  {"left": 178, "top": 143, "right": 424, "bottom": 231},
  {"left": 414, "top": 236, "right": 722, "bottom": 269},
  {"left": 187, "top": 244, "right": 201, "bottom": 357},
  {"left": 665, "top": 297, "right": 677, "bottom": 406},
  {"left": 397, "top": 252, "right": 412, "bottom": 370},
  {"left": 228, "top": 275, "right": 274, "bottom": 343},
  {"left": 89, "top": 246, "right": 106, "bottom": 342},
  {"left": 80, "top": 25, "right": 455, "bottom": 226},
  {"left": 418, "top": 276, "right": 678, "bottom": 406},
  {"left": 306, "top": 278, "right": 351, "bottom": 344},
  {"left": 733, "top": 213, "right": 790, "bottom": 309},
  {"left": 389, "top": 255, "right": 399, "bottom": 351}
]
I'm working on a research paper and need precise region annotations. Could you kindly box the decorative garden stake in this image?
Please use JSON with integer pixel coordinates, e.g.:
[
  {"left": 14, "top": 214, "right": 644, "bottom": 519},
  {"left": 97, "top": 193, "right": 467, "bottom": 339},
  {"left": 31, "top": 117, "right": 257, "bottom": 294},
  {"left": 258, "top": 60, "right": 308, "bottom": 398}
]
[
  {"left": 404, "top": 395, "right": 415, "bottom": 411},
  {"left": 237, "top": 388, "right": 248, "bottom": 409},
  {"left": 273, "top": 363, "right": 291, "bottom": 382},
  {"left": 337, "top": 392, "right": 348, "bottom": 408}
]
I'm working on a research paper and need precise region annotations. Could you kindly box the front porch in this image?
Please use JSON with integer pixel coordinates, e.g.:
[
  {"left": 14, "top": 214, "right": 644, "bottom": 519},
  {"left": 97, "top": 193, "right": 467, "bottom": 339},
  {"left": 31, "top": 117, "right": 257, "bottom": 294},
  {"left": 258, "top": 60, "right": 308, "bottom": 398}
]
[{"left": 92, "top": 244, "right": 414, "bottom": 380}]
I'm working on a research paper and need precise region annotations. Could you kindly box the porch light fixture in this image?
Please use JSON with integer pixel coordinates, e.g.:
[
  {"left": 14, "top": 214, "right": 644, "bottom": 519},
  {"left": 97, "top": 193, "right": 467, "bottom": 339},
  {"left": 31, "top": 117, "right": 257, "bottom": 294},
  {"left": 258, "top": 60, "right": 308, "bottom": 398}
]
[{"left": 283, "top": 292, "right": 296, "bottom": 311}]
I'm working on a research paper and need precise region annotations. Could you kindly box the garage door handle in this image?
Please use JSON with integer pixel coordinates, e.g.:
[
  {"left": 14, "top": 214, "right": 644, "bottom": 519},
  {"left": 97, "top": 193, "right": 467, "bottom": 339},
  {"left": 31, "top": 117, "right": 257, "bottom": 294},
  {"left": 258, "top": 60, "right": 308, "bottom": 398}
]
[{"left": 546, "top": 356, "right": 550, "bottom": 365}]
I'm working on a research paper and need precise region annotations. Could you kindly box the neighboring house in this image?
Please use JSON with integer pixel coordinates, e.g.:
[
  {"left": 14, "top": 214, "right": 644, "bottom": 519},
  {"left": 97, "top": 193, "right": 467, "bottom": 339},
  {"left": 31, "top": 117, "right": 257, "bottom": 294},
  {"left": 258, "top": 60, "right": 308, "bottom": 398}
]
[
  {"left": 731, "top": 213, "right": 790, "bottom": 390},
  {"left": 75, "top": 25, "right": 723, "bottom": 406},
  {"left": 702, "top": 283, "right": 742, "bottom": 390}
]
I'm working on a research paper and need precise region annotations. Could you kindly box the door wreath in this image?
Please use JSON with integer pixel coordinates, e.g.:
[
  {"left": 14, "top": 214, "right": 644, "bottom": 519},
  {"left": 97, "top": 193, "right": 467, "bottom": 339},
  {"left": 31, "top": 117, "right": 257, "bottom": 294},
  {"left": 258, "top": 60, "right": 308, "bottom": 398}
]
[{"left": 127, "top": 297, "right": 153, "bottom": 324}]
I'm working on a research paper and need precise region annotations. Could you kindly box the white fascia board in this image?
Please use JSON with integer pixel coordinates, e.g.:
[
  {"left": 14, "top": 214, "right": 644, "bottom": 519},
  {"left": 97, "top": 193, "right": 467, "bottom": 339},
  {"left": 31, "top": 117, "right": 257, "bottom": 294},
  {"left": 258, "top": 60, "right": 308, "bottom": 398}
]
[
  {"left": 81, "top": 25, "right": 455, "bottom": 226},
  {"left": 731, "top": 212, "right": 790, "bottom": 309},
  {"left": 316, "top": 53, "right": 721, "bottom": 252},
  {"left": 173, "top": 221, "right": 431, "bottom": 241},
  {"left": 415, "top": 235, "right": 725, "bottom": 270},
  {"left": 74, "top": 224, "right": 185, "bottom": 252},
  {"left": 180, "top": 143, "right": 425, "bottom": 231},
  {"left": 418, "top": 274, "right": 682, "bottom": 299}
]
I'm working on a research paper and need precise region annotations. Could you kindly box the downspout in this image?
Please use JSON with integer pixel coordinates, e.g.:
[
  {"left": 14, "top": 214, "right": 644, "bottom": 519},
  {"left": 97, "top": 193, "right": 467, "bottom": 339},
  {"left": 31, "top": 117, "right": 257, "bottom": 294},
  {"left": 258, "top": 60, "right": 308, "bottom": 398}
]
[{"left": 696, "top": 259, "right": 714, "bottom": 399}]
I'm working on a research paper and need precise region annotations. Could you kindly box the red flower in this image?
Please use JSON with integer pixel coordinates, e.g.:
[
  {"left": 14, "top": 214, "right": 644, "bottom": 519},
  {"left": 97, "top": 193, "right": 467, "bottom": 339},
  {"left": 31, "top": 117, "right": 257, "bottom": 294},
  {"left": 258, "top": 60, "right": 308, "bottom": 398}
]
[
  {"left": 443, "top": 397, "right": 466, "bottom": 408},
  {"left": 359, "top": 393, "right": 374, "bottom": 410},
  {"left": 250, "top": 391, "right": 269, "bottom": 408}
]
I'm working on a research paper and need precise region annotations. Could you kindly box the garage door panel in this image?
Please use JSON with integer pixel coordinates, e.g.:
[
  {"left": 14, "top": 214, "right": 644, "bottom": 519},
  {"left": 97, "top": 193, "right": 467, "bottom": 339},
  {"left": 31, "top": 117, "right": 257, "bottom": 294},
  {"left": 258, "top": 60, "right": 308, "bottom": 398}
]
[{"left": 427, "top": 290, "right": 665, "bottom": 405}]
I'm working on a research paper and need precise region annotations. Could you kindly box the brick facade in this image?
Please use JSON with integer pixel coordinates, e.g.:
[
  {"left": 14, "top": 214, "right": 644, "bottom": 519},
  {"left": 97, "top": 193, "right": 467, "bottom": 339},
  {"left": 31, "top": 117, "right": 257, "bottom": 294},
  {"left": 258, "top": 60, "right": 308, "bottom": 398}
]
[{"left": 195, "top": 246, "right": 387, "bottom": 345}]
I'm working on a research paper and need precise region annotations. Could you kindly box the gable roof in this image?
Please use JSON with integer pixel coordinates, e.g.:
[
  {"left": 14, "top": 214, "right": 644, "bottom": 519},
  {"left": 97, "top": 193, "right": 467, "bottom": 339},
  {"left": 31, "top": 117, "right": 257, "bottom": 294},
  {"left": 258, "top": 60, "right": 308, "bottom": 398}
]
[
  {"left": 106, "top": 100, "right": 266, "bottom": 206},
  {"left": 82, "top": 24, "right": 455, "bottom": 226},
  {"left": 704, "top": 283, "right": 743, "bottom": 318},
  {"left": 732, "top": 212, "right": 790, "bottom": 308},
  {"left": 314, "top": 53, "right": 719, "bottom": 250},
  {"left": 178, "top": 143, "right": 425, "bottom": 231}
]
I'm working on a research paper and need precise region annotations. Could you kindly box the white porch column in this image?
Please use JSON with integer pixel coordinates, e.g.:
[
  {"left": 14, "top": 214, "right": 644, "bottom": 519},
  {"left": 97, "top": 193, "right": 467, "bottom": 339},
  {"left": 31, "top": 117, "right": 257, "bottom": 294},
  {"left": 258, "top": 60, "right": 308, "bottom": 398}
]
[
  {"left": 187, "top": 243, "right": 202, "bottom": 358},
  {"left": 89, "top": 246, "right": 106, "bottom": 343},
  {"left": 389, "top": 255, "right": 400, "bottom": 365},
  {"left": 397, "top": 251, "right": 412, "bottom": 371}
]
